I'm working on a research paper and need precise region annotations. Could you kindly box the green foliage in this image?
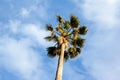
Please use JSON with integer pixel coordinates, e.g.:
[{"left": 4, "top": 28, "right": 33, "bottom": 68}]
[
  {"left": 57, "top": 15, "right": 63, "bottom": 23},
  {"left": 47, "top": 47, "right": 57, "bottom": 57},
  {"left": 76, "top": 47, "right": 81, "bottom": 53},
  {"left": 72, "top": 29, "right": 79, "bottom": 35},
  {"left": 68, "top": 47, "right": 78, "bottom": 58},
  {"left": 56, "top": 25, "right": 65, "bottom": 34},
  {"left": 45, "top": 15, "right": 88, "bottom": 60},
  {"left": 56, "top": 25, "right": 69, "bottom": 37},
  {"left": 79, "top": 26, "right": 88, "bottom": 35},
  {"left": 44, "top": 35, "right": 57, "bottom": 42},
  {"left": 67, "top": 47, "right": 81, "bottom": 59},
  {"left": 64, "top": 20, "right": 71, "bottom": 29},
  {"left": 76, "top": 37, "right": 85, "bottom": 48},
  {"left": 70, "top": 15, "right": 80, "bottom": 28},
  {"left": 46, "top": 24, "right": 53, "bottom": 31},
  {"left": 47, "top": 46, "right": 60, "bottom": 57}
]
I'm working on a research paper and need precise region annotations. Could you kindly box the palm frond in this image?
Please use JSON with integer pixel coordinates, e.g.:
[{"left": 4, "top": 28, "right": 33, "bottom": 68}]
[
  {"left": 71, "top": 40, "right": 76, "bottom": 47},
  {"left": 76, "top": 37, "right": 85, "bottom": 48},
  {"left": 47, "top": 47, "right": 57, "bottom": 58},
  {"left": 44, "top": 36, "right": 53, "bottom": 41},
  {"left": 56, "top": 26, "right": 68, "bottom": 36},
  {"left": 72, "top": 29, "right": 79, "bottom": 35},
  {"left": 56, "top": 25, "right": 64, "bottom": 34},
  {"left": 45, "top": 15, "right": 88, "bottom": 60},
  {"left": 68, "top": 47, "right": 78, "bottom": 58},
  {"left": 76, "top": 47, "right": 81, "bottom": 54},
  {"left": 57, "top": 15, "right": 63, "bottom": 23},
  {"left": 79, "top": 26, "right": 88, "bottom": 35},
  {"left": 70, "top": 15, "right": 80, "bottom": 28},
  {"left": 53, "top": 35, "right": 58, "bottom": 42},
  {"left": 64, "top": 20, "right": 71, "bottom": 30},
  {"left": 46, "top": 24, "right": 53, "bottom": 31},
  {"left": 44, "top": 35, "right": 57, "bottom": 42},
  {"left": 55, "top": 47, "right": 61, "bottom": 55}
]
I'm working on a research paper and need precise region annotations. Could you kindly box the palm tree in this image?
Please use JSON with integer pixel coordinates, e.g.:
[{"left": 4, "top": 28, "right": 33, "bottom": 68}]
[{"left": 45, "top": 15, "right": 88, "bottom": 80}]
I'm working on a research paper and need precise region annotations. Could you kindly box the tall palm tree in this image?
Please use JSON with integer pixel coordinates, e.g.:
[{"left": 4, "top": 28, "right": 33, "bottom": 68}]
[{"left": 45, "top": 15, "right": 88, "bottom": 80}]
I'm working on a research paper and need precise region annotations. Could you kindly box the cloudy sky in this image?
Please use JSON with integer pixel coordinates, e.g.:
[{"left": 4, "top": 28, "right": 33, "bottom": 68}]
[{"left": 0, "top": 0, "right": 120, "bottom": 80}]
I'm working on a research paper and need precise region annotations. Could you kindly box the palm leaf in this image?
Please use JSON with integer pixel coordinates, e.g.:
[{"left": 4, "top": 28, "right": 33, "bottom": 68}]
[
  {"left": 47, "top": 47, "right": 57, "bottom": 58},
  {"left": 44, "top": 35, "right": 57, "bottom": 42},
  {"left": 57, "top": 15, "right": 63, "bottom": 23},
  {"left": 76, "top": 37, "right": 85, "bottom": 48},
  {"left": 72, "top": 29, "right": 79, "bottom": 35},
  {"left": 44, "top": 36, "right": 53, "bottom": 41},
  {"left": 70, "top": 15, "right": 80, "bottom": 28},
  {"left": 55, "top": 47, "right": 61, "bottom": 55},
  {"left": 68, "top": 47, "right": 78, "bottom": 58},
  {"left": 56, "top": 25, "right": 64, "bottom": 34},
  {"left": 56, "top": 26, "right": 68, "bottom": 36},
  {"left": 76, "top": 47, "right": 81, "bottom": 54},
  {"left": 79, "top": 26, "right": 88, "bottom": 35},
  {"left": 64, "top": 20, "right": 71, "bottom": 30},
  {"left": 46, "top": 24, "right": 53, "bottom": 31}
]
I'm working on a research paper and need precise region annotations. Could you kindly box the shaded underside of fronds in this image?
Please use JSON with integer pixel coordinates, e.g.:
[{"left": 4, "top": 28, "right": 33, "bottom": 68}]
[
  {"left": 70, "top": 15, "right": 80, "bottom": 28},
  {"left": 79, "top": 26, "right": 88, "bottom": 35}
]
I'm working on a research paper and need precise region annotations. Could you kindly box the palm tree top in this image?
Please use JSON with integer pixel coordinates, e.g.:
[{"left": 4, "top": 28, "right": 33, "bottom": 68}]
[{"left": 45, "top": 15, "right": 88, "bottom": 61}]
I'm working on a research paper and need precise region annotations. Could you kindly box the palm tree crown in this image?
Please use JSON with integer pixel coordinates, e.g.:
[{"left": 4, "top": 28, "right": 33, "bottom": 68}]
[{"left": 45, "top": 15, "right": 88, "bottom": 61}]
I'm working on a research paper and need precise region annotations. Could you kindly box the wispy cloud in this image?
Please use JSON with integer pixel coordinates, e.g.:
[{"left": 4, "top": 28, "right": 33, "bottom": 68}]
[
  {"left": 20, "top": 8, "right": 30, "bottom": 17},
  {"left": 72, "top": 0, "right": 120, "bottom": 80},
  {"left": 0, "top": 21, "right": 48, "bottom": 80},
  {"left": 0, "top": 37, "right": 38, "bottom": 79},
  {"left": 18, "top": 0, "right": 49, "bottom": 20},
  {"left": 0, "top": 0, "right": 52, "bottom": 80},
  {"left": 73, "top": 0, "right": 119, "bottom": 29}
]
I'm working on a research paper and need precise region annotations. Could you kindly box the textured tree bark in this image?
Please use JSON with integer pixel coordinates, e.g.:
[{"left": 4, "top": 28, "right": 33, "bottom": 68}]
[{"left": 55, "top": 44, "right": 65, "bottom": 80}]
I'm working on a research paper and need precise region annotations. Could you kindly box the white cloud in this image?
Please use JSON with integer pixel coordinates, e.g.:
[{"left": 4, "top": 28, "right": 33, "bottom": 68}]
[
  {"left": 73, "top": 0, "right": 119, "bottom": 29},
  {"left": 0, "top": 0, "right": 54, "bottom": 78},
  {"left": 19, "top": 0, "right": 49, "bottom": 19},
  {"left": 72, "top": 0, "right": 120, "bottom": 80},
  {"left": 0, "top": 37, "right": 40, "bottom": 80},
  {"left": 0, "top": 20, "right": 52, "bottom": 80},
  {"left": 63, "top": 62, "right": 85, "bottom": 80},
  {"left": 81, "top": 29, "right": 120, "bottom": 80},
  {"left": 20, "top": 8, "right": 30, "bottom": 17},
  {"left": 8, "top": 20, "right": 21, "bottom": 33},
  {"left": 21, "top": 23, "right": 51, "bottom": 47},
  {"left": 0, "top": 0, "right": 54, "bottom": 80},
  {"left": 2, "top": 19, "right": 51, "bottom": 47}
]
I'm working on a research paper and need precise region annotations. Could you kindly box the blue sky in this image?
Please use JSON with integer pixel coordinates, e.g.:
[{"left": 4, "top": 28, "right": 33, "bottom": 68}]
[{"left": 0, "top": 0, "right": 120, "bottom": 80}]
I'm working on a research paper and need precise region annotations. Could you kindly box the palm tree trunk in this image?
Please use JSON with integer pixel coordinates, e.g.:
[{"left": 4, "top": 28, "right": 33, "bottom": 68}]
[{"left": 55, "top": 44, "right": 65, "bottom": 80}]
